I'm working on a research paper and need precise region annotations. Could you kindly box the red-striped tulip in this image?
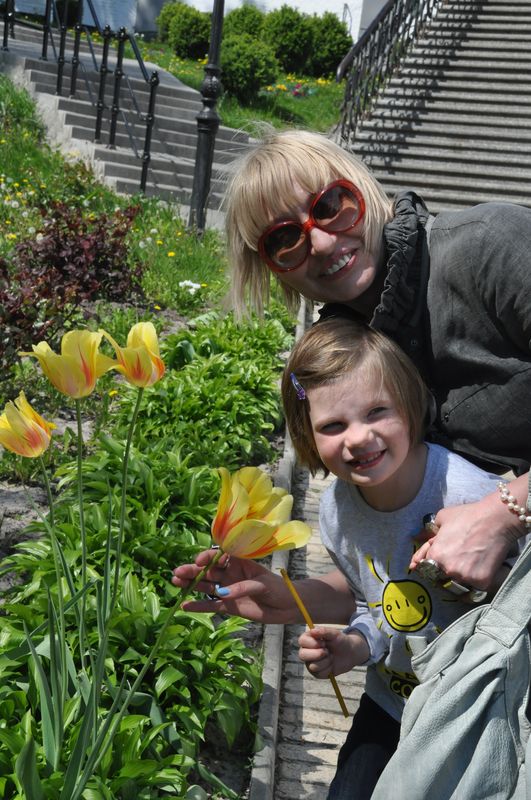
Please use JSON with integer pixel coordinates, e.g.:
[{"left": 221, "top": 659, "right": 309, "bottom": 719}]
[
  {"left": 0, "top": 391, "right": 55, "bottom": 458},
  {"left": 102, "top": 322, "right": 165, "bottom": 388},
  {"left": 20, "top": 330, "right": 116, "bottom": 398},
  {"left": 211, "top": 466, "right": 311, "bottom": 558}
]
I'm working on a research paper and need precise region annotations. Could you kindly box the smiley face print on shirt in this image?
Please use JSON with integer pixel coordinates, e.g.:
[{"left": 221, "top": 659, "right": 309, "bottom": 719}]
[{"left": 365, "top": 555, "right": 433, "bottom": 633}]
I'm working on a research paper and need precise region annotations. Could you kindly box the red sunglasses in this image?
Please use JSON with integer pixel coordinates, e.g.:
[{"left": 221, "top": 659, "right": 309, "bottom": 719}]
[{"left": 257, "top": 179, "right": 366, "bottom": 273}]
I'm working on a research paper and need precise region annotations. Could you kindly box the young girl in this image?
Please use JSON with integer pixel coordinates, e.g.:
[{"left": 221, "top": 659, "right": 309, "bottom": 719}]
[{"left": 280, "top": 316, "right": 527, "bottom": 800}]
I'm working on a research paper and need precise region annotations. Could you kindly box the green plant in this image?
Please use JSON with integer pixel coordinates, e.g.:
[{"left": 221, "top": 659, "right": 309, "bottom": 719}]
[
  {"left": 0, "top": 202, "right": 143, "bottom": 378},
  {"left": 263, "top": 5, "right": 314, "bottom": 75},
  {"left": 167, "top": 3, "right": 211, "bottom": 60},
  {"left": 308, "top": 11, "right": 353, "bottom": 77},
  {"left": 221, "top": 33, "right": 279, "bottom": 105},
  {"left": 223, "top": 4, "right": 265, "bottom": 39},
  {"left": 0, "top": 323, "right": 275, "bottom": 799}
]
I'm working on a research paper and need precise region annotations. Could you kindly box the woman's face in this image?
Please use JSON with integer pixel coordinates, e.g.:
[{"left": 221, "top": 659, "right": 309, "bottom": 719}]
[{"left": 261, "top": 182, "right": 382, "bottom": 307}]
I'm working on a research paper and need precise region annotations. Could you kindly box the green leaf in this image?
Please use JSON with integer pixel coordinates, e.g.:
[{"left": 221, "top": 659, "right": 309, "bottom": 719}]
[
  {"left": 15, "top": 737, "right": 45, "bottom": 800},
  {"left": 155, "top": 665, "right": 185, "bottom": 698}
]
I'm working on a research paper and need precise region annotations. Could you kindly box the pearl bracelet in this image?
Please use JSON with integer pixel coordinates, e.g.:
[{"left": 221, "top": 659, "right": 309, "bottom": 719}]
[{"left": 498, "top": 481, "right": 531, "bottom": 530}]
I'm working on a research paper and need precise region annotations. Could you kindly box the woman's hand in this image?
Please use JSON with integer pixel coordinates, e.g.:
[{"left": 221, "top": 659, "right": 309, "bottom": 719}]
[
  {"left": 298, "top": 627, "right": 370, "bottom": 678},
  {"left": 172, "top": 552, "right": 356, "bottom": 625},
  {"left": 411, "top": 475, "right": 528, "bottom": 590}
]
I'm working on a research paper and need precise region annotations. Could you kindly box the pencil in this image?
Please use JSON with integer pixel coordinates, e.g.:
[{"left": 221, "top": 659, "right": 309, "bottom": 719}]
[{"left": 280, "top": 568, "right": 349, "bottom": 718}]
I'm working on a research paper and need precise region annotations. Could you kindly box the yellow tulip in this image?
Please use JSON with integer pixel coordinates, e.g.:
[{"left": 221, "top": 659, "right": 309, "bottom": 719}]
[
  {"left": 20, "top": 330, "right": 116, "bottom": 398},
  {"left": 102, "top": 322, "right": 165, "bottom": 388},
  {"left": 0, "top": 391, "right": 55, "bottom": 457},
  {"left": 211, "top": 466, "right": 311, "bottom": 559}
]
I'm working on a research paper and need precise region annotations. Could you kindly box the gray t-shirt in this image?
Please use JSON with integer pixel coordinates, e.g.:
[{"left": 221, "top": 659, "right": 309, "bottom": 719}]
[{"left": 319, "top": 442, "right": 524, "bottom": 722}]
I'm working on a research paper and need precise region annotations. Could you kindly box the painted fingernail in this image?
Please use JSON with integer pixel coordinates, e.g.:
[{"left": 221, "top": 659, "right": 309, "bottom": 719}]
[{"left": 215, "top": 584, "right": 230, "bottom": 597}]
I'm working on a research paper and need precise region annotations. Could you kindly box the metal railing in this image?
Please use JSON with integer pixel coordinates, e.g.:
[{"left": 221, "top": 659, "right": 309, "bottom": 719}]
[
  {"left": 1, "top": 0, "right": 158, "bottom": 193},
  {"left": 335, "top": 0, "right": 445, "bottom": 146}
]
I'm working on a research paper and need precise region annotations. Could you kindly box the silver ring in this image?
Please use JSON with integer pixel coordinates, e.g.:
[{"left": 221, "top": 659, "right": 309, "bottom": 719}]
[{"left": 416, "top": 557, "right": 447, "bottom": 583}]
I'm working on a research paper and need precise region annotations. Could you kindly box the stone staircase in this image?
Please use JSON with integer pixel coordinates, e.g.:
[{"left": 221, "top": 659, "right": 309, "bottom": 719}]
[
  {"left": 350, "top": 0, "right": 531, "bottom": 212},
  {"left": 0, "top": 25, "right": 253, "bottom": 214}
]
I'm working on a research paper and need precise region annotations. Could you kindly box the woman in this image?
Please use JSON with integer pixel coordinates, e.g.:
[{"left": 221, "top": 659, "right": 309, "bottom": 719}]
[{"left": 174, "top": 127, "right": 531, "bottom": 626}]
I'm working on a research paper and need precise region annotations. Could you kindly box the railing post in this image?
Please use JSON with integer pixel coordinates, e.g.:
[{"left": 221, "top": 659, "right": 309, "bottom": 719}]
[
  {"left": 188, "top": 0, "right": 224, "bottom": 234},
  {"left": 56, "top": 25, "right": 67, "bottom": 95},
  {"left": 94, "top": 25, "right": 112, "bottom": 143},
  {"left": 2, "top": 0, "right": 14, "bottom": 51},
  {"left": 41, "top": 0, "right": 53, "bottom": 59},
  {"left": 69, "top": 22, "right": 83, "bottom": 96},
  {"left": 109, "top": 27, "right": 127, "bottom": 149},
  {"left": 140, "top": 70, "right": 159, "bottom": 193}
]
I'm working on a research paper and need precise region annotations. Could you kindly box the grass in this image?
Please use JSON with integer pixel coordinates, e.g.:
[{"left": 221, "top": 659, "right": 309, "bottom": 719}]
[{"left": 123, "top": 38, "right": 345, "bottom": 133}]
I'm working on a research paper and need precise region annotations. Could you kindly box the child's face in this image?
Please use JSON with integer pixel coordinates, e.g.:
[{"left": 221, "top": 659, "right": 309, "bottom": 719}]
[
  {"left": 261, "top": 182, "right": 380, "bottom": 307},
  {"left": 307, "top": 370, "right": 415, "bottom": 500}
]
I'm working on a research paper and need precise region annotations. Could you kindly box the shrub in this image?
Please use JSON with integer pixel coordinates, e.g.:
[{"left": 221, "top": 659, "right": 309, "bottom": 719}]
[
  {"left": 0, "top": 203, "right": 142, "bottom": 377},
  {"left": 155, "top": 0, "right": 185, "bottom": 42},
  {"left": 221, "top": 32, "right": 279, "bottom": 104},
  {"left": 263, "top": 5, "right": 314, "bottom": 74},
  {"left": 308, "top": 11, "right": 353, "bottom": 77},
  {"left": 167, "top": 3, "right": 211, "bottom": 59},
  {"left": 223, "top": 4, "right": 265, "bottom": 39}
]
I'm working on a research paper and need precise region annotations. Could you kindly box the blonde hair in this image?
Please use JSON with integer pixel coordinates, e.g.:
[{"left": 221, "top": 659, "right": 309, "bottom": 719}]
[
  {"left": 281, "top": 317, "right": 430, "bottom": 476},
  {"left": 224, "top": 127, "right": 394, "bottom": 318}
]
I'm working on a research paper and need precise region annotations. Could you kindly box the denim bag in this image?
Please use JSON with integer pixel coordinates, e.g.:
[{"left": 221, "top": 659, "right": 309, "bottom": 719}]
[{"left": 372, "top": 539, "right": 531, "bottom": 800}]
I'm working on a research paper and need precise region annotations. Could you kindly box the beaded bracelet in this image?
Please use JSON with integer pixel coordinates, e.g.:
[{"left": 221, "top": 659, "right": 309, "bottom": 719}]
[{"left": 498, "top": 481, "right": 531, "bottom": 530}]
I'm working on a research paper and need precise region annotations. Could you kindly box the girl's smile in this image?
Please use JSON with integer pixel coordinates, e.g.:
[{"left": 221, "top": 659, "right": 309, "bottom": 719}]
[{"left": 308, "top": 369, "right": 427, "bottom": 511}]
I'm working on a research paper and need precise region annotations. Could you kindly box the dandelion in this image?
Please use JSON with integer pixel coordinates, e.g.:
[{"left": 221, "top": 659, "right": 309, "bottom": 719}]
[
  {"left": 150, "top": 228, "right": 158, "bottom": 234},
  {"left": 108, "top": 389, "right": 118, "bottom": 397},
  {"left": 28, "top": 226, "right": 36, "bottom": 234},
  {"left": 167, "top": 251, "right": 175, "bottom": 257},
  {"left": 156, "top": 240, "right": 163, "bottom": 245},
  {"left": 36, "top": 233, "right": 44, "bottom": 242}
]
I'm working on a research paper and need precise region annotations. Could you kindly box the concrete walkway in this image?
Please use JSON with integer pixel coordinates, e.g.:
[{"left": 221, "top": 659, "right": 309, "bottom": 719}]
[{"left": 272, "top": 467, "right": 366, "bottom": 799}]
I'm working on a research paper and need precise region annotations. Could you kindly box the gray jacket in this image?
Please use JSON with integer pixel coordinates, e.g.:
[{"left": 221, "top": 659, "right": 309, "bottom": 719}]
[{"left": 321, "top": 192, "right": 531, "bottom": 475}]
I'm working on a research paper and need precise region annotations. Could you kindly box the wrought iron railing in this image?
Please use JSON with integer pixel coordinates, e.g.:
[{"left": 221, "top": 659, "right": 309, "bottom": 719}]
[
  {"left": 1, "top": 0, "right": 158, "bottom": 193},
  {"left": 335, "top": 0, "right": 446, "bottom": 146}
]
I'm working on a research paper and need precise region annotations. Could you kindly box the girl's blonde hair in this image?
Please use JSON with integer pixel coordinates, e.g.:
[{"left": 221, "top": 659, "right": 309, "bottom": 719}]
[
  {"left": 281, "top": 317, "right": 430, "bottom": 476},
  {"left": 225, "top": 127, "right": 394, "bottom": 317}
]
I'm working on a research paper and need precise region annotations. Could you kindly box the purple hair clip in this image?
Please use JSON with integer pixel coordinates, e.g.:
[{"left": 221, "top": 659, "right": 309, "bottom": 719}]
[{"left": 290, "top": 372, "right": 306, "bottom": 400}]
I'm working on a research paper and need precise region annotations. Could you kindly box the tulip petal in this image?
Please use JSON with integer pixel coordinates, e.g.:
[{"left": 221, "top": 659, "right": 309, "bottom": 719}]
[
  {"left": 101, "top": 324, "right": 165, "bottom": 388},
  {"left": 0, "top": 392, "right": 54, "bottom": 457},
  {"left": 20, "top": 331, "right": 116, "bottom": 398},
  {"left": 211, "top": 467, "right": 250, "bottom": 546}
]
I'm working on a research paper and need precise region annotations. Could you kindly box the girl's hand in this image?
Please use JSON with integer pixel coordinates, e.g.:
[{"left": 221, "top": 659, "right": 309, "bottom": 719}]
[
  {"left": 172, "top": 554, "right": 356, "bottom": 625},
  {"left": 172, "top": 549, "right": 296, "bottom": 624},
  {"left": 298, "top": 627, "right": 370, "bottom": 678}
]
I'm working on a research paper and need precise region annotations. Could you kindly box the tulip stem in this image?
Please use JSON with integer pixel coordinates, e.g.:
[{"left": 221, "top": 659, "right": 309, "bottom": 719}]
[
  {"left": 70, "top": 549, "right": 223, "bottom": 800},
  {"left": 75, "top": 399, "right": 88, "bottom": 671},
  {"left": 111, "top": 387, "right": 144, "bottom": 613},
  {"left": 38, "top": 455, "right": 67, "bottom": 766}
]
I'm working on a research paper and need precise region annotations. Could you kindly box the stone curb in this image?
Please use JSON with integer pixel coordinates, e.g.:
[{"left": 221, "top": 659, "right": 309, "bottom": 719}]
[{"left": 248, "top": 299, "right": 309, "bottom": 800}]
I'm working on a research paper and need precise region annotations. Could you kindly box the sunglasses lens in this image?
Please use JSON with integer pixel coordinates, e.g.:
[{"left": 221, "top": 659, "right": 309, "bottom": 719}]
[
  {"left": 262, "top": 223, "right": 307, "bottom": 271},
  {"left": 313, "top": 183, "right": 363, "bottom": 231}
]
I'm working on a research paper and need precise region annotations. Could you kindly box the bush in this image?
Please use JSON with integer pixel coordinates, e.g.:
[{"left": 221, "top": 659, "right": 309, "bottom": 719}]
[
  {"left": 263, "top": 5, "right": 314, "bottom": 74},
  {"left": 221, "top": 32, "right": 279, "bottom": 104},
  {"left": 0, "top": 203, "right": 142, "bottom": 377},
  {"left": 167, "top": 3, "right": 211, "bottom": 59},
  {"left": 223, "top": 4, "right": 265, "bottom": 39},
  {"left": 308, "top": 11, "right": 353, "bottom": 77},
  {"left": 155, "top": 0, "right": 184, "bottom": 42}
]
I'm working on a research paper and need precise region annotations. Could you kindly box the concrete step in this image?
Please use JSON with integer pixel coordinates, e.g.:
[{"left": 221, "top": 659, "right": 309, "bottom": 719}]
[
  {"left": 357, "top": 154, "right": 531, "bottom": 185},
  {"left": 353, "top": 142, "right": 531, "bottom": 168},
  {"left": 25, "top": 64, "right": 203, "bottom": 109},
  {"left": 380, "top": 87, "right": 531, "bottom": 108},
  {"left": 354, "top": 129, "right": 531, "bottom": 154},
  {"left": 366, "top": 107, "right": 531, "bottom": 129},
  {"left": 374, "top": 170, "right": 531, "bottom": 206}
]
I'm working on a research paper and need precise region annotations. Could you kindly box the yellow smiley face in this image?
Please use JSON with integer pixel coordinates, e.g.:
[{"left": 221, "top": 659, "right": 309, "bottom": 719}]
[{"left": 382, "top": 580, "right": 432, "bottom": 632}]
